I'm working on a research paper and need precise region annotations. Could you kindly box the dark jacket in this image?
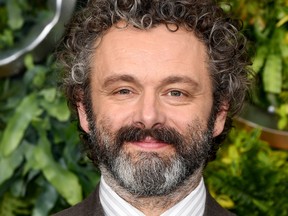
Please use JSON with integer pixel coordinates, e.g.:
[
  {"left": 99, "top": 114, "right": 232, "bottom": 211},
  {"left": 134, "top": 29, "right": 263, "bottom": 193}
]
[{"left": 53, "top": 185, "right": 235, "bottom": 216}]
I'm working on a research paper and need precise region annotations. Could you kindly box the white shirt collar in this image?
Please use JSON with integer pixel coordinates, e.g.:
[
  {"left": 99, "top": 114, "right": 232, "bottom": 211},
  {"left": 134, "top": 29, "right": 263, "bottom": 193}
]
[{"left": 99, "top": 176, "right": 206, "bottom": 216}]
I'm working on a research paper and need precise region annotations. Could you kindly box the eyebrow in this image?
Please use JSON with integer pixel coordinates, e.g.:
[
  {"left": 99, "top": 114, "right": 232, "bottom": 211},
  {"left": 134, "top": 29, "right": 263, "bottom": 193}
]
[
  {"left": 102, "top": 74, "right": 199, "bottom": 89},
  {"left": 102, "top": 74, "right": 139, "bottom": 88},
  {"left": 160, "top": 76, "right": 199, "bottom": 88}
]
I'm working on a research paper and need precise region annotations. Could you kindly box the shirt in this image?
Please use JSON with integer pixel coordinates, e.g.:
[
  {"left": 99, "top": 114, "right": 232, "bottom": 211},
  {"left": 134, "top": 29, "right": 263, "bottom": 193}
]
[{"left": 99, "top": 176, "right": 206, "bottom": 216}]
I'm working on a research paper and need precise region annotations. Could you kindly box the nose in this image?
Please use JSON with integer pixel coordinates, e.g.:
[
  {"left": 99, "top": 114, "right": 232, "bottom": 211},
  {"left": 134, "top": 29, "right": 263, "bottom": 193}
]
[{"left": 133, "top": 91, "right": 166, "bottom": 129}]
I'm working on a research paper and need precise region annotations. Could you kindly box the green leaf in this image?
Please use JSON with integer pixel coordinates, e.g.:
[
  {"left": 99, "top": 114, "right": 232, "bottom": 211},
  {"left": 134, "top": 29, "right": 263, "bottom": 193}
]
[
  {"left": 10, "top": 179, "right": 26, "bottom": 197},
  {"left": 0, "top": 192, "right": 31, "bottom": 216},
  {"left": 6, "top": 0, "right": 24, "bottom": 30},
  {"left": 0, "top": 94, "right": 42, "bottom": 156},
  {"left": 0, "top": 144, "right": 24, "bottom": 185},
  {"left": 40, "top": 98, "right": 70, "bottom": 122},
  {"left": 276, "top": 104, "right": 288, "bottom": 129},
  {"left": 24, "top": 54, "right": 35, "bottom": 70},
  {"left": 32, "top": 66, "right": 48, "bottom": 88},
  {"left": 34, "top": 131, "right": 82, "bottom": 205},
  {"left": 252, "top": 45, "right": 268, "bottom": 73},
  {"left": 0, "top": 29, "right": 14, "bottom": 48},
  {"left": 263, "top": 54, "right": 282, "bottom": 93},
  {"left": 23, "top": 141, "right": 39, "bottom": 175},
  {"left": 252, "top": 199, "right": 270, "bottom": 212},
  {"left": 32, "top": 183, "right": 58, "bottom": 216},
  {"left": 215, "top": 194, "right": 235, "bottom": 209},
  {"left": 276, "top": 15, "right": 288, "bottom": 27},
  {"left": 39, "top": 88, "right": 56, "bottom": 102},
  {"left": 257, "top": 151, "right": 270, "bottom": 166},
  {"left": 280, "top": 44, "right": 288, "bottom": 62}
]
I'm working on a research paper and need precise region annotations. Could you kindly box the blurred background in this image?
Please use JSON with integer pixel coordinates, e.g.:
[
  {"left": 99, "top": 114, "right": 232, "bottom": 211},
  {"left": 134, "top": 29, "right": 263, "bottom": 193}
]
[{"left": 0, "top": 0, "right": 287, "bottom": 215}]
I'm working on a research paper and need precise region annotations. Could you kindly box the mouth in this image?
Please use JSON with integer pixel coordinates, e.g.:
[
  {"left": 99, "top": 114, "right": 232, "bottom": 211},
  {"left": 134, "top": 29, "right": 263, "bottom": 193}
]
[{"left": 127, "top": 136, "right": 172, "bottom": 151}]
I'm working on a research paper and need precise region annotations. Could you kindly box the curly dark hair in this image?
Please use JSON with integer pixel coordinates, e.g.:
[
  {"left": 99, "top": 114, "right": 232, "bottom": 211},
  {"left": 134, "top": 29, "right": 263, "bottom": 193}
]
[{"left": 57, "top": 0, "right": 251, "bottom": 162}]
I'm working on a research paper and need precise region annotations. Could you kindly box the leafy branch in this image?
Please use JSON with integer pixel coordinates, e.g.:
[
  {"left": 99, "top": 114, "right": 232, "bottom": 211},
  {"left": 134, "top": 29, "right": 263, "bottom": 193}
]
[
  {"left": 205, "top": 129, "right": 288, "bottom": 215},
  {"left": 0, "top": 55, "right": 100, "bottom": 216},
  {"left": 229, "top": 0, "right": 288, "bottom": 130}
]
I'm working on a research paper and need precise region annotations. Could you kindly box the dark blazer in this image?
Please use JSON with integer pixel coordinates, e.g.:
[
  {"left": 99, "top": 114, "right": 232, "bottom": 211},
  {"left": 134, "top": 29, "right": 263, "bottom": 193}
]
[{"left": 53, "top": 185, "right": 235, "bottom": 216}]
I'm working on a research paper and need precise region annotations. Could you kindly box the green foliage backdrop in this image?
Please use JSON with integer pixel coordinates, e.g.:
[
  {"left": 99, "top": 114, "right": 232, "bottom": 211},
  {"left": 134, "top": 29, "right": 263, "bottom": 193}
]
[
  {"left": 0, "top": 0, "right": 52, "bottom": 50},
  {"left": 205, "top": 129, "right": 288, "bottom": 215},
  {"left": 0, "top": 56, "right": 100, "bottom": 215},
  {"left": 228, "top": 0, "right": 288, "bottom": 129}
]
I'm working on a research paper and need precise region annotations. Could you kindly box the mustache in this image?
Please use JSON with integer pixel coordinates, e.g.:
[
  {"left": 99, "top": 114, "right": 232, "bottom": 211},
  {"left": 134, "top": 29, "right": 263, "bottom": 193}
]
[{"left": 115, "top": 126, "right": 185, "bottom": 147}]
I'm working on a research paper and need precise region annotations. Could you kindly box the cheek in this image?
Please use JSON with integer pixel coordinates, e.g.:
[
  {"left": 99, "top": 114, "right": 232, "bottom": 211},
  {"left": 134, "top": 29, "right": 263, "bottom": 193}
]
[
  {"left": 96, "top": 107, "right": 133, "bottom": 132},
  {"left": 165, "top": 104, "right": 212, "bottom": 132}
]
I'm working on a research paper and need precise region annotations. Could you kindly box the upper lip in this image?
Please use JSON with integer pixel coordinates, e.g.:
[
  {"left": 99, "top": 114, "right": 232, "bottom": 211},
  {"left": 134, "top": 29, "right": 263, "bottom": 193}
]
[
  {"left": 132, "top": 136, "right": 169, "bottom": 145},
  {"left": 140, "top": 136, "right": 161, "bottom": 143}
]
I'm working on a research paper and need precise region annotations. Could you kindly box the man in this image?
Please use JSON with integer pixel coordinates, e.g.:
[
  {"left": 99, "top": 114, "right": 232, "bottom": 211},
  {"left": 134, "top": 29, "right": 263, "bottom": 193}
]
[{"left": 55, "top": 0, "right": 251, "bottom": 215}]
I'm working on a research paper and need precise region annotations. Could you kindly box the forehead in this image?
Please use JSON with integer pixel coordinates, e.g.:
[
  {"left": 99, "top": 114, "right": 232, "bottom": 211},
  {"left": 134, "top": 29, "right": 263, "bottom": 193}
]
[
  {"left": 91, "top": 24, "right": 209, "bottom": 84},
  {"left": 95, "top": 24, "right": 207, "bottom": 57}
]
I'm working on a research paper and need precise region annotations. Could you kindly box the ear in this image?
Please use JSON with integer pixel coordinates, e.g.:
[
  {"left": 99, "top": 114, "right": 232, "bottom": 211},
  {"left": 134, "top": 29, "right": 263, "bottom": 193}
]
[
  {"left": 213, "top": 103, "right": 228, "bottom": 137},
  {"left": 77, "top": 102, "right": 90, "bottom": 133}
]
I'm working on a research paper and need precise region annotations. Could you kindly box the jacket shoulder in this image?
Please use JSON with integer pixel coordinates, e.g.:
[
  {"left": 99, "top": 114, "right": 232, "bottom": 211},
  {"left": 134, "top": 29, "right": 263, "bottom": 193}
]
[
  {"left": 52, "top": 185, "right": 104, "bottom": 216},
  {"left": 204, "top": 190, "right": 236, "bottom": 216}
]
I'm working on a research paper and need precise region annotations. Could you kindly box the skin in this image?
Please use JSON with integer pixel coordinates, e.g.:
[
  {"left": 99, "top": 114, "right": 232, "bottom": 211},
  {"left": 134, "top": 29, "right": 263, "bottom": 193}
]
[{"left": 77, "top": 24, "right": 227, "bottom": 215}]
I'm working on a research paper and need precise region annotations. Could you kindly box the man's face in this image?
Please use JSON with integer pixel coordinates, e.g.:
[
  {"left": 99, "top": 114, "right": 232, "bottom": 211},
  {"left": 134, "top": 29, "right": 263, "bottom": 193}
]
[{"left": 78, "top": 25, "right": 227, "bottom": 196}]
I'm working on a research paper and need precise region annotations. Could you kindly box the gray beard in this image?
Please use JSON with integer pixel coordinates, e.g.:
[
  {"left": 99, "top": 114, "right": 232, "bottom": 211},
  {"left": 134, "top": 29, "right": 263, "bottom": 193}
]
[
  {"left": 109, "top": 151, "right": 188, "bottom": 196},
  {"left": 88, "top": 121, "right": 213, "bottom": 197}
]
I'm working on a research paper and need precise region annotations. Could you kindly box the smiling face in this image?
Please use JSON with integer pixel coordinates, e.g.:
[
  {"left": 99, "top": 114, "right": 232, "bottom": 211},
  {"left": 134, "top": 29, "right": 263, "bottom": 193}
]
[{"left": 77, "top": 24, "right": 227, "bottom": 196}]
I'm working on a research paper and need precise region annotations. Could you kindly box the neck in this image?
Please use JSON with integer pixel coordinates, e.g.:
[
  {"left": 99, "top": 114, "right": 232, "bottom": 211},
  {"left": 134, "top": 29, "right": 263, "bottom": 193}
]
[{"left": 101, "top": 167, "right": 203, "bottom": 216}]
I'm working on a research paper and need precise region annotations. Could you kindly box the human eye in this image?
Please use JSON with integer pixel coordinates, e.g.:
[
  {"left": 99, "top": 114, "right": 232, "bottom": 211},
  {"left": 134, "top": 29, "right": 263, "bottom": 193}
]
[
  {"left": 167, "top": 90, "right": 184, "bottom": 97},
  {"left": 166, "top": 89, "right": 190, "bottom": 98},
  {"left": 116, "top": 88, "right": 132, "bottom": 95},
  {"left": 162, "top": 88, "right": 192, "bottom": 105},
  {"left": 111, "top": 87, "right": 136, "bottom": 99}
]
